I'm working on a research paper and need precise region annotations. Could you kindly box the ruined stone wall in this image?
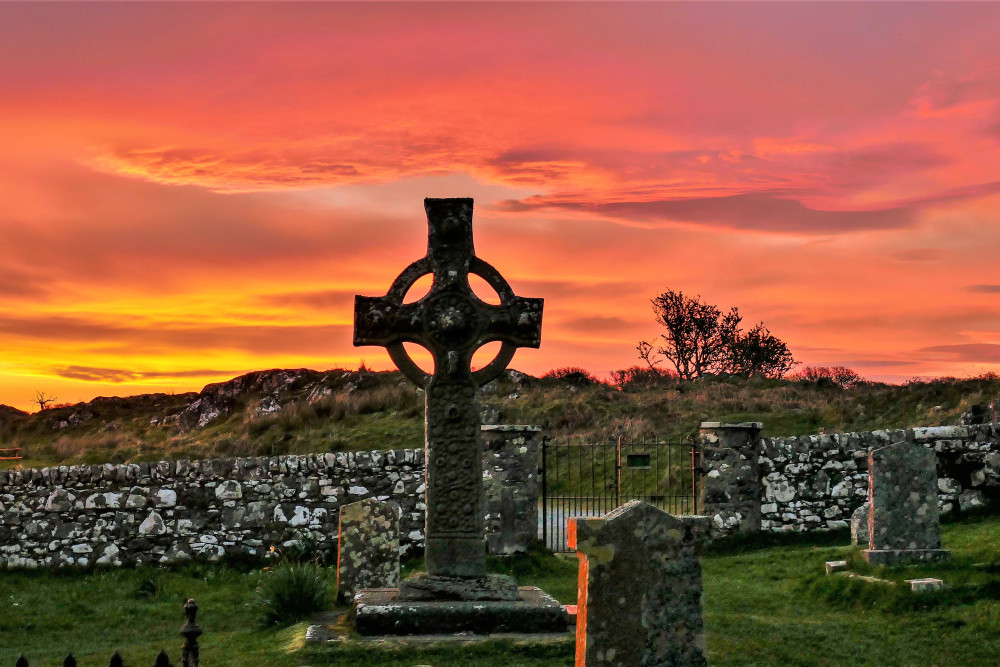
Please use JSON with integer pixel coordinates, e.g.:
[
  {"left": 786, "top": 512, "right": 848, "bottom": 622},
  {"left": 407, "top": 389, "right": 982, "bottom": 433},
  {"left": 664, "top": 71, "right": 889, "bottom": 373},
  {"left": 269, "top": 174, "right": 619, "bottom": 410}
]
[
  {"left": 0, "top": 426, "right": 540, "bottom": 569},
  {"left": 759, "top": 424, "right": 1000, "bottom": 533}
]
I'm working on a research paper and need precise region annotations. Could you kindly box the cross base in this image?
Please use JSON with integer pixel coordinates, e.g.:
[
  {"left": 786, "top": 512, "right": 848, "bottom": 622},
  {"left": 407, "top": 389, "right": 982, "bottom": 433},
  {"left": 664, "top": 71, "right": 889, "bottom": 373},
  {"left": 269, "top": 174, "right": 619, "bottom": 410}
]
[
  {"left": 398, "top": 573, "right": 518, "bottom": 602},
  {"left": 424, "top": 536, "right": 485, "bottom": 578}
]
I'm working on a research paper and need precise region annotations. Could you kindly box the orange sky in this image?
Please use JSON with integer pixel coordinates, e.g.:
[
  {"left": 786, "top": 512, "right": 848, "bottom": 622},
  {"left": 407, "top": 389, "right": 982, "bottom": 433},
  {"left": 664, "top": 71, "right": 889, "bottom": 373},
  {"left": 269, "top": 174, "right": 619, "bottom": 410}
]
[{"left": 2, "top": 2, "right": 1000, "bottom": 411}]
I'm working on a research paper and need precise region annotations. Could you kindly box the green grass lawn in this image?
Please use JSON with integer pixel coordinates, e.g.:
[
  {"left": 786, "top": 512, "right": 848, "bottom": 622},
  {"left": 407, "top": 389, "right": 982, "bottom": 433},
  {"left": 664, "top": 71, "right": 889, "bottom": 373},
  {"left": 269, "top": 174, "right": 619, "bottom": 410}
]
[{"left": 3, "top": 514, "right": 1000, "bottom": 666}]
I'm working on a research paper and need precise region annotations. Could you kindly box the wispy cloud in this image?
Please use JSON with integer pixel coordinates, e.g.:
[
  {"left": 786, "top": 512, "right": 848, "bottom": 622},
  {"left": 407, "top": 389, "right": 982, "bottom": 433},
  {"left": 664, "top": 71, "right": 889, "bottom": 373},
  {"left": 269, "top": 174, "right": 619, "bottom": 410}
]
[{"left": 48, "top": 365, "right": 238, "bottom": 383}]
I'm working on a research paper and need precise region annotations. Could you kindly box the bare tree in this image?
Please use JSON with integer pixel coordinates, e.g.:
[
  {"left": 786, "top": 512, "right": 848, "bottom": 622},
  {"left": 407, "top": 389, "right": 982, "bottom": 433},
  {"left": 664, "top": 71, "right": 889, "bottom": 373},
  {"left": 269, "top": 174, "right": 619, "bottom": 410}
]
[
  {"left": 638, "top": 289, "right": 741, "bottom": 380},
  {"left": 639, "top": 289, "right": 796, "bottom": 380},
  {"left": 33, "top": 391, "right": 57, "bottom": 410}
]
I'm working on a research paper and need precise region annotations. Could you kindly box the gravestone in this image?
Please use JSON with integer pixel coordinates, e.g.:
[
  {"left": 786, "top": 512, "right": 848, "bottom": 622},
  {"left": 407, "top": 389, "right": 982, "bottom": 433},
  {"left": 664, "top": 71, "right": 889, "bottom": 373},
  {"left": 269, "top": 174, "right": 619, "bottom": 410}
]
[
  {"left": 336, "top": 498, "right": 400, "bottom": 604},
  {"left": 850, "top": 502, "right": 869, "bottom": 546},
  {"left": 351, "top": 198, "right": 565, "bottom": 635},
  {"left": 862, "top": 442, "right": 951, "bottom": 566},
  {"left": 569, "top": 501, "right": 711, "bottom": 667}
]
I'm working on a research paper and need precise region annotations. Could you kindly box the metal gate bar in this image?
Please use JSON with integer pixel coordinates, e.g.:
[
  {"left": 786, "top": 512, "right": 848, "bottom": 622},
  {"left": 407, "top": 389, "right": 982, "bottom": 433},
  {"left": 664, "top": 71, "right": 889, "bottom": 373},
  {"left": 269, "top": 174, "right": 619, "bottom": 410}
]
[{"left": 541, "top": 436, "right": 701, "bottom": 552}]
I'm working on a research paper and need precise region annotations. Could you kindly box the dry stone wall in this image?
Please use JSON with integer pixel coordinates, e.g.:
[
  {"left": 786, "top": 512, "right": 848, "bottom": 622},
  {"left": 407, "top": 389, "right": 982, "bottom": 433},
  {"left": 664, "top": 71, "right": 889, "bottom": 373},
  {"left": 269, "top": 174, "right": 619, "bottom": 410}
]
[
  {"left": 0, "top": 451, "right": 424, "bottom": 570},
  {"left": 758, "top": 424, "right": 1000, "bottom": 533},
  {"left": 0, "top": 426, "right": 540, "bottom": 570}
]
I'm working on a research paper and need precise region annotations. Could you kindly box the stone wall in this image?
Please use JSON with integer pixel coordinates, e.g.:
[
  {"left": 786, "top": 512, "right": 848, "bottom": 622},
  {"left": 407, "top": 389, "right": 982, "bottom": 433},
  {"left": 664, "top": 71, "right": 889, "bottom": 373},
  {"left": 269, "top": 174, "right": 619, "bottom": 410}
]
[
  {"left": 0, "top": 426, "right": 540, "bottom": 570},
  {"left": 702, "top": 422, "right": 1000, "bottom": 535}
]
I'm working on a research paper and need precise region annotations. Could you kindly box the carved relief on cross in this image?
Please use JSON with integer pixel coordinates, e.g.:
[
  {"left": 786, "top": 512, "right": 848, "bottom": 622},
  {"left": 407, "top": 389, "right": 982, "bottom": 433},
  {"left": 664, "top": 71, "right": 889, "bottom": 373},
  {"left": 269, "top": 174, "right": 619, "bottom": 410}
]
[{"left": 354, "top": 198, "right": 543, "bottom": 577}]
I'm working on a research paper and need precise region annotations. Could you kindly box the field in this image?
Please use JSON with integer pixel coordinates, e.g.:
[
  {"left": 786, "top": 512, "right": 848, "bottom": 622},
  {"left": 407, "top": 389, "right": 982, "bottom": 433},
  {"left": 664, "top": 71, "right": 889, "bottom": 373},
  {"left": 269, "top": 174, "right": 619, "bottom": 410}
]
[{"left": 3, "top": 513, "right": 999, "bottom": 666}]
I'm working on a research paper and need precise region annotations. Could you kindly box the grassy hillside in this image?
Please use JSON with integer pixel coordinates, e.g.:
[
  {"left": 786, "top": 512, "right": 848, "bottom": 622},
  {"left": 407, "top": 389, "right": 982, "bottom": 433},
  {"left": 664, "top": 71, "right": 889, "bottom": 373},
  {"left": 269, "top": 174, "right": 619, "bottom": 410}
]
[{"left": 1, "top": 367, "right": 999, "bottom": 468}]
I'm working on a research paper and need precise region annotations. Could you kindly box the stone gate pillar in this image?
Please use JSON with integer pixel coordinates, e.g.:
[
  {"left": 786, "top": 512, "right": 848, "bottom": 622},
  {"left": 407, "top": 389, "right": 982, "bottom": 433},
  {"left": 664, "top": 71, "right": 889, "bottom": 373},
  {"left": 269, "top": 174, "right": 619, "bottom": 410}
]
[
  {"left": 480, "top": 424, "right": 541, "bottom": 555},
  {"left": 699, "top": 421, "right": 762, "bottom": 536}
]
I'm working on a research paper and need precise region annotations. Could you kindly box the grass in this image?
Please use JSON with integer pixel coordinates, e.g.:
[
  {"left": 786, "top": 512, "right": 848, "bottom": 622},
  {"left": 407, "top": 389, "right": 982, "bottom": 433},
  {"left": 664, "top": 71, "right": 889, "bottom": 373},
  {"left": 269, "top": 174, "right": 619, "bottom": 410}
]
[{"left": 4, "top": 515, "right": 1000, "bottom": 665}]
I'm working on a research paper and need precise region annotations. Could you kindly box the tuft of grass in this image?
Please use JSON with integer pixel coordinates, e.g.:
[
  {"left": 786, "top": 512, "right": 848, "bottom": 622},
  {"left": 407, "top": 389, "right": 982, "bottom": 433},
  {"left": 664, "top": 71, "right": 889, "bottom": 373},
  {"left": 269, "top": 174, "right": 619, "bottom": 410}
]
[{"left": 255, "top": 562, "right": 333, "bottom": 627}]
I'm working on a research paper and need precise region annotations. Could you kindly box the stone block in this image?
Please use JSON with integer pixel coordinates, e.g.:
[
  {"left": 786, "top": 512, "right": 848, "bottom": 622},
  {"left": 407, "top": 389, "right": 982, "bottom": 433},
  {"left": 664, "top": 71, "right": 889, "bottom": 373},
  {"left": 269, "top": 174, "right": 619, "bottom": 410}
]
[
  {"left": 825, "top": 560, "right": 848, "bottom": 575},
  {"left": 397, "top": 572, "right": 518, "bottom": 602},
  {"left": 569, "top": 500, "right": 711, "bottom": 667},
  {"left": 907, "top": 577, "right": 945, "bottom": 592},
  {"left": 336, "top": 498, "right": 401, "bottom": 604}
]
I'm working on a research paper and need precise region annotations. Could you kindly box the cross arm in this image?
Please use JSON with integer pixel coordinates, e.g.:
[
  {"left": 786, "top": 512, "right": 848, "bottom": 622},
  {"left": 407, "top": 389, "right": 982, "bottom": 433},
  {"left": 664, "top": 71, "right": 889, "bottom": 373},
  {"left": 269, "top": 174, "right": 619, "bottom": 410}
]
[
  {"left": 353, "top": 295, "right": 428, "bottom": 347},
  {"left": 478, "top": 296, "right": 544, "bottom": 348}
]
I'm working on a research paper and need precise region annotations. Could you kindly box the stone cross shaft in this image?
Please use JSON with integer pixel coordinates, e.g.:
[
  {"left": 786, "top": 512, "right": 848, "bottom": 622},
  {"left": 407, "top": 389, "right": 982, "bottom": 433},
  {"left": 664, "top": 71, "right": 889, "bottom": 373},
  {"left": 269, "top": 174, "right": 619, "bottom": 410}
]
[{"left": 354, "top": 198, "right": 543, "bottom": 577}]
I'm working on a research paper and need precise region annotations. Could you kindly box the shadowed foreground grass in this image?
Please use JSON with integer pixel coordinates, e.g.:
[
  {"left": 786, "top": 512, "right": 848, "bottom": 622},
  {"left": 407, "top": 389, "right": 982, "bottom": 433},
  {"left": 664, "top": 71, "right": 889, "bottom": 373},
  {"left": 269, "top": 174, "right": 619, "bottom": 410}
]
[{"left": 3, "top": 515, "right": 1000, "bottom": 666}]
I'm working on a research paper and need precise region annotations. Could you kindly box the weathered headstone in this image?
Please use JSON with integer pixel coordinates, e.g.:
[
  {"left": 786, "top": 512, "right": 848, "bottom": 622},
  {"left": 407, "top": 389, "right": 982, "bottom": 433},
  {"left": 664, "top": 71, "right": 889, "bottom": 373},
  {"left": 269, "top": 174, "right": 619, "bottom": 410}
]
[
  {"left": 569, "top": 501, "right": 711, "bottom": 667},
  {"left": 863, "top": 442, "right": 951, "bottom": 566},
  {"left": 352, "top": 198, "right": 565, "bottom": 635},
  {"left": 336, "top": 498, "right": 401, "bottom": 603},
  {"left": 850, "top": 502, "right": 869, "bottom": 546}
]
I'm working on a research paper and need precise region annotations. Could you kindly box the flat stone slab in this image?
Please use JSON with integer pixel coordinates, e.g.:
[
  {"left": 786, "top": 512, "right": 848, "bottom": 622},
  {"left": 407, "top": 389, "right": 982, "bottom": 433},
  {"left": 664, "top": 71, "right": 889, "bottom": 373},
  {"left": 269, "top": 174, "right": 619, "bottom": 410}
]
[
  {"left": 398, "top": 572, "right": 518, "bottom": 601},
  {"left": 354, "top": 586, "right": 568, "bottom": 636},
  {"left": 863, "top": 549, "right": 952, "bottom": 566},
  {"left": 349, "top": 631, "right": 572, "bottom": 644},
  {"left": 837, "top": 572, "right": 893, "bottom": 585},
  {"left": 907, "top": 578, "right": 945, "bottom": 592},
  {"left": 825, "top": 560, "right": 848, "bottom": 575}
]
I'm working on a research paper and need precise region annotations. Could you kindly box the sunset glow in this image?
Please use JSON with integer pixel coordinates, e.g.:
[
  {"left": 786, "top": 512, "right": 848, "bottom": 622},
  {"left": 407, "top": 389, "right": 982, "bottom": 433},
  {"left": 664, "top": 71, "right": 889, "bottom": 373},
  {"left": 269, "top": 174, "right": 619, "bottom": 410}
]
[{"left": 2, "top": 3, "right": 1000, "bottom": 411}]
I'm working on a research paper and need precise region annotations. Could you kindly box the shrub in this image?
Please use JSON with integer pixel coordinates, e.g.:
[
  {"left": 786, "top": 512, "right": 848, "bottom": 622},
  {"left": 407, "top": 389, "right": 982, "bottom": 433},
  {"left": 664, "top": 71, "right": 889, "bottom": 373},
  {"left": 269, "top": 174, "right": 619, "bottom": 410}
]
[
  {"left": 792, "top": 366, "right": 863, "bottom": 388},
  {"left": 256, "top": 562, "right": 333, "bottom": 626},
  {"left": 542, "top": 367, "right": 599, "bottom": 385},
  {"left": 609, "top": 365, "right": 678, "bottom": 390}
]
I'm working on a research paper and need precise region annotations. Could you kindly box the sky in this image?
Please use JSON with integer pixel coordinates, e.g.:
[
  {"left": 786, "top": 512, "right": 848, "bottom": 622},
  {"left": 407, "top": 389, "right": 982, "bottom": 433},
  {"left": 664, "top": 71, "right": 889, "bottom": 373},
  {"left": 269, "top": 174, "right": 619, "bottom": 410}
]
[{"left": 2, "top": 2, "right": 1000, "bottom": 411}]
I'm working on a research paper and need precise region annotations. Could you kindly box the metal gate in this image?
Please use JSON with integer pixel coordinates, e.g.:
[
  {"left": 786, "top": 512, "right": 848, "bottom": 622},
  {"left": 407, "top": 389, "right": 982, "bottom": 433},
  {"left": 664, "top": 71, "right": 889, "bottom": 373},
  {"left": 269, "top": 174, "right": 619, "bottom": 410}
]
[{"left": 540, "top": 436, "right": 701, "bottom": 552}]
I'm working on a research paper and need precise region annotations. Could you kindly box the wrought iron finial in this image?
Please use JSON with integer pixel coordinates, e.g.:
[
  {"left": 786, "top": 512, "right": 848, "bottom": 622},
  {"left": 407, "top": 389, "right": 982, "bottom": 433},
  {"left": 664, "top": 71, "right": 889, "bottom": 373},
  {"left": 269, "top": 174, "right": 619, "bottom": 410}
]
[
  {"left": 16, "top": 655, "right": 28, "bottom": 667},
  {"left": 181, "top": 598, "right": 202, "bottom": 667},
  {"left": 62, "top": 656, "right": 77, "bottom": 667},
  {"left": 108, "top": 651, "right": 125, "bottom": 667},
  {"left": 154, "top": 649, "right": 173, "bottom": 667}
]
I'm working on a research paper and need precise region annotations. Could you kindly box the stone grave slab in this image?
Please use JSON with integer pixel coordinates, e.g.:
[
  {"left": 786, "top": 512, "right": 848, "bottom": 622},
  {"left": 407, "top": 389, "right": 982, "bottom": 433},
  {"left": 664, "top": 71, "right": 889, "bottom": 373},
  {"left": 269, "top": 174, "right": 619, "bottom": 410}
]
[
  {"left": 336, "top": 498, "right": 401, "bottom": 604},
  {"left": 862, "top": 442, "right": 951, "bottom": 566},
  {"left": 569, "top": 501, "right": 711, "bottom": 667}
]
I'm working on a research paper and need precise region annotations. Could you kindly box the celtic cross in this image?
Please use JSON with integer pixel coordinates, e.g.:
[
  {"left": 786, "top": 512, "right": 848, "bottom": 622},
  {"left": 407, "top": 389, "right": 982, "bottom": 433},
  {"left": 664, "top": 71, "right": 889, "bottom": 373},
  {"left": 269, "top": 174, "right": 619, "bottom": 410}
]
[{"left": 354, "top": 198, "right": 543, "bottom": 577}]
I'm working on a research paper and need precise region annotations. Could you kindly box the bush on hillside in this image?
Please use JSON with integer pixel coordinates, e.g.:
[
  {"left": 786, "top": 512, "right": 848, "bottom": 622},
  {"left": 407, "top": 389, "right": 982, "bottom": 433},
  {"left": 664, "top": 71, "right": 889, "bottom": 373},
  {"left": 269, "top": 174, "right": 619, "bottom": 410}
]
[
  {"left": 609, "top": 365, "right": 678, "bottom": 390},
  {"left": 542, "top": 367, "right": 600, "bottom": 386},
  {"left": 792, "top": 366, "right": 863, "bottom": 389}
]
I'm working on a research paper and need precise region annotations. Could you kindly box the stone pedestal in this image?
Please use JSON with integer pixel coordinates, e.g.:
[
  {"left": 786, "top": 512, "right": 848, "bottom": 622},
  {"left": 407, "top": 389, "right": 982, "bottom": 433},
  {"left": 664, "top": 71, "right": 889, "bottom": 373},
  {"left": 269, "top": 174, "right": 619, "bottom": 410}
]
[
  {"left": 699, "top": 421, "right": 762, "bottom": 536},
  {"left": 353, "top": 587, "right": 568, "bottom": 636},
  {"left": 398, "top": 572, "right": 518, "bottom": 601},
  {"left": 862, "top": 442, "right": 951, "bottom": 566}
]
